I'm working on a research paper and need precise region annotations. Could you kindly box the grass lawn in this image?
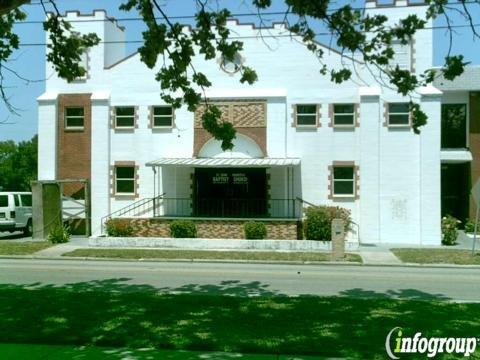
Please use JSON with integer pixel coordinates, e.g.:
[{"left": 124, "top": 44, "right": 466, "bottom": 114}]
[
  {"left": 391, "top": 248, "right": 480, "bottom": 265},
  {"left": 0, "top": 241, "right": 52, "bottom": 255},
  {"left": 0, "top": 280, "right": 478, "bottom": 359},
  {"left": 0, "top": 343, "right": 302, "bottom": 360},
  {"left": 62, "top": 248, "right": 362, "bottom": 263}
]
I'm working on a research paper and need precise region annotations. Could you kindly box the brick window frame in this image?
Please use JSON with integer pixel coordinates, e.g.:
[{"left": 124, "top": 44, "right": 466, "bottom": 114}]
[
  {"left": 148, "top": 105, "right": 175, "bottom": 129},
  {"left": 111, "top": 106, "right": 139, "bottom": 131},
  {"left": 328, "top": 161, "right": 359, "bottom": 200},
  {"left": 291, "top": 104, "right": 321, "bottom": 128},
  {"left": 110, "top": 161, "right": 139, "bottom": 199},
  {"left": 383, "top": 102, "right": 412, "bottom": 128},
  {"left": 328, "top": 103, "right": 360, "bottom": 128}
]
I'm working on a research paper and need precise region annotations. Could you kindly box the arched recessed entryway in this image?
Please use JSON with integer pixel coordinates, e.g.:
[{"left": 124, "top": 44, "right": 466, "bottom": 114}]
[{"left": 197, "top": 133, "right": 264, "bottom": 158}]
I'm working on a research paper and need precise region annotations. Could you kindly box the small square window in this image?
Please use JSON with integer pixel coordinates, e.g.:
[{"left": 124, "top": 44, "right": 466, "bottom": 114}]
[
  {"left": 388, "top": 103, "right": 410, "bottom": 126},
  {"left": 115, "top": 166, "right": 135, "bottom": 194},
  {"left": 65, "top": 107, "right": 85, "bottom": 129},
  {"left": 115, "top": 107, "right": 135, "bottom": 128},
  {"left": 296, "top": 104, "right": 317, "bottom": 126},
  {"left": 152, "top": 106, "right": 173, "bottom": 128},
  {"left": 333, "top": 104, "right": 355, "bottom": 126},
  {"left": 333, "top": 166, "right": 355, "bottom": 196}
]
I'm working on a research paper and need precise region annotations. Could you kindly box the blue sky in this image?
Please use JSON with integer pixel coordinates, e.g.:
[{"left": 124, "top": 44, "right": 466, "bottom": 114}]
[{"left": 0, "top": 0, "right": 479, "bottom": 142}]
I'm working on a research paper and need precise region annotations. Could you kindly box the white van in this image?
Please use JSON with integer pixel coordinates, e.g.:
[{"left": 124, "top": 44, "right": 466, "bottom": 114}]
[{"left": 0, "top": 192, "right": 33, "bottom": 236}]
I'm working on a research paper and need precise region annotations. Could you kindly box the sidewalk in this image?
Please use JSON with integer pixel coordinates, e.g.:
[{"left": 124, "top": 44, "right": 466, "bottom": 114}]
[{"left": 9, "top": 233, "right": 478, "bottom": 267}]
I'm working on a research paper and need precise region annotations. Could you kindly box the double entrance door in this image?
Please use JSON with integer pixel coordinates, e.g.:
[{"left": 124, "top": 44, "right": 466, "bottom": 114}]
[{"left": 194, "top": 168, "right": 267, "bottom": 217}]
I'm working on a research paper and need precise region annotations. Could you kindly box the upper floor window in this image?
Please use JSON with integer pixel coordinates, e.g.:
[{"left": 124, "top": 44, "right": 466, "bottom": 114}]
[
  {"left": 152, "top": 106, "right": 174, "bottom": 128},
  {"left": 441, "top": 104, "right": 467, "bottom": 149},
  {"left": 295, "top": 104, "right": 318, "bottom": 127},
  {"left": 65, "top": 107, "right": 85, "bottom": 130},
  {"left": 391, "top": 40, "right": 411, "bottom": 71},
  {"left": 115, "top": 166, "right": 135, "bottom": 195},
  {"left": 387, "top": 103, "right": 410, "bottom": 127},
  {"left": 115, "top": 106, "right": 135, "bottom": 128},
  {"left": 332, "top": 165, "right": 356, "bottom": 197},
  {"left": 333, "top": 104, "right": 355, "bottom": 127}
]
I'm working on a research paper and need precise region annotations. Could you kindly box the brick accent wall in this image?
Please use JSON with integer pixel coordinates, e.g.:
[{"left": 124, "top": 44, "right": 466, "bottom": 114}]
[
  {"left": 470, "top": 92, "right": 480, "bottom": 218},
  {"left": 193, "top": 100, "right": 267, "bottom": 156},
  {"left": 114, "top": 218, "right": 300, "bottom": 240},
  {"left": 57, "top": 93, "right": 92, "bottom": 196}
]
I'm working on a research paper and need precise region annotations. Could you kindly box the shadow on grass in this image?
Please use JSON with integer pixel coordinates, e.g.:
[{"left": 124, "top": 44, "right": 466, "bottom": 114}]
[{"left": 0, "top": 278, "right": 478, "bottom": 359}]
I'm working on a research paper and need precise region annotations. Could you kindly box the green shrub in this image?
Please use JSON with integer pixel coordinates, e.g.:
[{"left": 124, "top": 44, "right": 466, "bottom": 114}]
[
  {"left": 464, "top": 218, "right": 476, "bottom": 233},
  {"left": 244, "top": 221, "right": 267, "bottom": 239},
  {"left": 303, "top": 206, "right": 351, "bottom": 241},
  {"left": 170, "top": 220, "right": 197, "bottom": 238},
  {"left": 442, "top": 215, "right": 460, "bottom": 246},
  {"left": 48, "top": 225, "right": 70, "bottom": 244},
  {"left": 105, "top": 219, "right": 134, "bottom": 237}
]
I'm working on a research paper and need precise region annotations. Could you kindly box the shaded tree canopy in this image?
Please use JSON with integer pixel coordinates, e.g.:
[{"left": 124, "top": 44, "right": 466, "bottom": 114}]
[
  {"left": 0, "top": 0, "right": 478, "bottom": 149},
  {"left": 0, "top": 135, "right": 37, "bottom": 191}
]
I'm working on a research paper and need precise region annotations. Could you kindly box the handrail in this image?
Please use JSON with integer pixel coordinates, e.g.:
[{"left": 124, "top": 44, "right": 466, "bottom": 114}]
[
  {"left": 296, "top": 197, "right": 317, "bottom": 208},
  {"left": 101, "top": 193, "right": 165, "bottom": 234}
]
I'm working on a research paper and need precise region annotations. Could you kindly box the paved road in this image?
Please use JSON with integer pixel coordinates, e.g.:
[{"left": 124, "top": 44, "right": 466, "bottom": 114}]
[{"left": 0, "top": 258, "right": 479, "bottom": 302}]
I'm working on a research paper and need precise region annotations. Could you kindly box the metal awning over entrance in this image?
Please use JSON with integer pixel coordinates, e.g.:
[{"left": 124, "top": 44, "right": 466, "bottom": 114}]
[{"left": 146, "top": 157, "right": 301, "bottom": 168}]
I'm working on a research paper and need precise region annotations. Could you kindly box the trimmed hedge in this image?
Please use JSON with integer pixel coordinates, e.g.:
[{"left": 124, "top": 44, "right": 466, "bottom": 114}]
[
  {"left": 244, "top": 221, "right": 267, "bottom": 239},
  {"left": 303, "top": 206, "right": 351, "bottom": 241},
  {"left": 170, "top": 220, "right": 197, "bottom": 238},
  {"left": 105, "top": 219, "right": 134, "bottom": 237}
]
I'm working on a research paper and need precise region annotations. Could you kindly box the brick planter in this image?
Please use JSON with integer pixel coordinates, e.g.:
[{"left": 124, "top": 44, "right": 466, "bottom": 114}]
[{"left": 109, "top": 218, "right": 301, "bottom": 240}]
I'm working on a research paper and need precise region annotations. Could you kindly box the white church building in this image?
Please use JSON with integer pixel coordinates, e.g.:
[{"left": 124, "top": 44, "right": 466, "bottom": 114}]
[{"left": 37, "top": 1, "right": 479, "bottom": 244}]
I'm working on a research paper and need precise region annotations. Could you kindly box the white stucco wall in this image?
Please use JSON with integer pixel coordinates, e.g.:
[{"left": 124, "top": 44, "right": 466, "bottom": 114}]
[{"left": 38, "top": 3, "right": 446, "bottom": 243}]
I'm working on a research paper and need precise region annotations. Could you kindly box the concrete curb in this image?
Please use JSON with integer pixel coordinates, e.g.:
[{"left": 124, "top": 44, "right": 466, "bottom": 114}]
[{"left": 2, "top": 254, "right": 480, "bottom": 269}]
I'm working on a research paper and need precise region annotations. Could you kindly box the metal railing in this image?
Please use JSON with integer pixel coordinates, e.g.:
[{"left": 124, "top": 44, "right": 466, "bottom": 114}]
[
  {"left": 158, "top": 198, "right": 301, "bottom": 218},
  {"left": 101, "top": 193, "right": 165, "bottom": 233}
]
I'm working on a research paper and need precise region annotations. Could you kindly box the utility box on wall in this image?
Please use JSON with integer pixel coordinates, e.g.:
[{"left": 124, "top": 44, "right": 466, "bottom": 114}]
[{"left": 31, "top": 181, "right": 62, "bottom": 240}]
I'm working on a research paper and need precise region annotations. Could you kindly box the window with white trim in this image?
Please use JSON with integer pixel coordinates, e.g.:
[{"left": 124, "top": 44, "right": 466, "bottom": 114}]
[
  {"left": 333, "top": 166, "right": 355, "bottom": 196},
  {"left": 333, "top": 104, "right": 355, "bottom": 126},
  {"left": 65, "top": 107, "right": 85, "bottom": 130},
  {"left": 115, "top": 166, "right": 135, "bottom": 194},
  {"left": 391, "top": 40, "right": 411, "bottom": 71},
  {"left": 388, "top": 103, "right": 410, "bottom": 126},
  {"left": 115, "top": 107, "right": 135, "bottom": 128},
  {"left": 152, "top": 106, "right": 173, "bottom": 127},
  {"left": 296, "top": 104, "right": 317, "bottom": 126}
]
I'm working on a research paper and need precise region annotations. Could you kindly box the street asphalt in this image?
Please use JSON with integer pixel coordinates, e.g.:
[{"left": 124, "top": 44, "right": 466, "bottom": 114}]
[{"left": 0, "top": 258, "right": 479, "bottom": 302}]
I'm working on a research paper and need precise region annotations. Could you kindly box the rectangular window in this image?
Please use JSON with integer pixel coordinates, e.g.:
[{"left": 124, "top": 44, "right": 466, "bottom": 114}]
[
  {"left": 14, "top": 195, "right": 20, "bottom": 207},
  {"left": 333, "top": 104, "right": 355, "bottom": 126},
  {"left": 441, "top": 104, "right": 467, "bottom": 149},
  {"left": 115, "top": 106, "right": 135, "bottom": 128},
  {"left": 115, "top": 166, "right": 135, "bottom": 194},
  {"left": 333, "top": 166, "right": 355, "bottom": 196},
  {"left": 65, "top": 107, "right": 85, "bottom": 129},
  {"left": 391, "top": 41, "right": 411, "bottom": 71},
  {"left": 296, "top": 104, "right": 317, "bottom": 126},
  {"left": 20, "top": 194, "right": 32, "bottom": 207},
  {"left": 0, "top": 195, "right": 8, "bottom": 207},
  {"left": 388, "top": 103, "right": 410, "bottom": 126},
  {"left": 152, "top": 106, "right": 173, "bottom": 127}
]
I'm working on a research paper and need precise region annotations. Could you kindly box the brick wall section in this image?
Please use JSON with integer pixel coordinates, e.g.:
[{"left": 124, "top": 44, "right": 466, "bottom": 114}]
[
  {"left": 58, "top": 93, "right": 92, "bottom": 196},
  {"left": 116, "top": 218, "right": 300, "bottom": 239},
  {"left": 193, "top": 101, "right": 267, "bottom": 156},
  {"left": 470, "top": 92, "right": 480, "bottom": 218}
]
